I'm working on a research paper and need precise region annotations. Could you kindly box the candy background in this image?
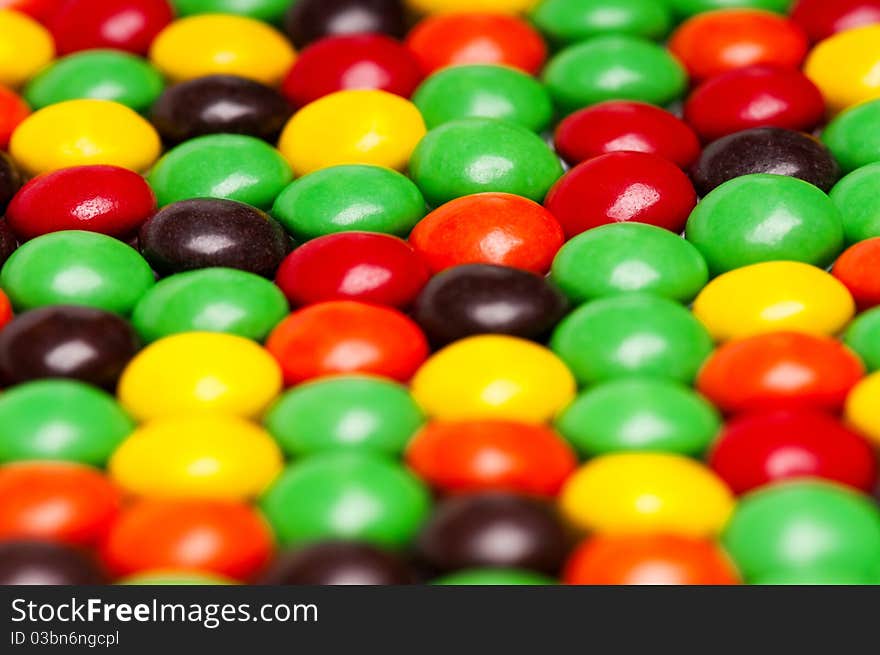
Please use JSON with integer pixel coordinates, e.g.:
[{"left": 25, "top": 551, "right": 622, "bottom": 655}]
[{"left": 1, "top": 0, "right": 880, "bottom": 586}]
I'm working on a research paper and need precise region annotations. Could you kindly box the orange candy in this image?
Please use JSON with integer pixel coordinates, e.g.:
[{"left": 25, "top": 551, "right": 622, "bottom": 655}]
[
  {"left": 0, "top": 85, "right": 29, "bottom": 149},
  {"left": 0, "top": 289, "right": 12, "bottom": 329},
  {"left": 833, "top": 238, "right": 880, "bottom": 311}
]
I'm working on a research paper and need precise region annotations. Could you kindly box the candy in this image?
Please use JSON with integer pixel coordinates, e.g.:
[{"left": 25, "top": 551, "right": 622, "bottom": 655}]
[
  {"left": 416, "top": 493, "right": 567, "bottom": 575},
  {"left": 0, "top": 153, "right": 22, "bottom": 214},
  {"left": 119, "top": 572, "right": 234, "bottom": 585},
  {"left": 831, "top": 163, "right": 880, "bottom": 244},
  {"left": 0, "top": 87, "right": 29, "bottom": 150},
  {"left": 150, "top": 75, "right": 292, "bottom": 146},
  {"left": 49, "top": 0, "right": 174, "bottom": 55},
  {"left": 10, "top": 99, "right": 161, "bottom": 176},
  {"left": 109, "top": 413, "right": 283, "bottom": 500},
  {"left": 139, "top": 199, "right": 289, "bottom": 278},
  {"left": 0, "top": 0, "right": 64, "bottom": 21},
  {"left": 722, "top": 480, "right": 880, "bottom": 582},
  {"left": 685, "top": 174, "right": 844, "bottom": 276},
  {"left": 709, "top": 410, "right": 877, "bottom": 494},
  {"left": 563, "top": 535, "right": 739, "bottom": 585},
  {"left": 284, "top": 0, "right": 407, "bottom": 49},
  {"left": 410, "top": 335, "right": 576, "bottom": 423},
  {"left": 411, "top": 264, "right": 568, "bottom": 346},
  {"left": 406, "top": 13, "right": 546, "bottom": 75},
  {"left": 555, "top": 378, "right": 721, "bottom": 457},
  {"left": 406, "top": 420, "right": 577, "bottom": 496},
  {"left": 559, "top": 453, "right": 735, "bottom": 537},
  {"left": 278, "top": 90, "right": 426, "bottom": 176},
  {"left": 550, "top": 294, "right": 714, "bottom": 385},
  {"left": 0, "top": 290, "right": 12, "bottom": 330},
  {"left": 413, "top": 64, "right": 553, "bottom": 133},
  {"left": 101, "top": 499, "right": 274, "bottom": 580},
  {"left": 791, "top": 0, "right": 880, "bottom": 42},
  {"left": 275, "top": 232, "right": 429, "bottom": 308},
  {"left": 262, "top": 542, "right": 415, "bottom": 585},
  {"left": 833, "top": 238, "right": 880, "bottom": 310},
  {"left": 0, "top": 306, "right": 140, "bottom": 388},
  {"left": 690, "top": 128, "right": 840, "bottom": 197},
  {"left": 271, "top": 165, "right": 425, "bottom": 241},
  {"left": 530, "top": 0, "right": 672, "bottom": 45},
  {"left": 545, "top": 152, "right": 697, "bottom": 238},
  {"left": 118, "top": 332, "right": 282, "bottom": 421},
  {"left": 693, "top": 261, "right": 855, "bottom": 341},
  {"left": 805, "top": 25, "right": 880, "bottom": 113},
  {"left": 409, "top": 119, "right": 564, "bottom": 206},
  {"left": 1, "top": 231, "right": 155, "bottom": 314},
  {"left": 261, "top": 452, "right": 431, "bottom": 548},
  {"left": 551, "top": 223, "right": 708, "bottom": 305},
  {"left": 845, "top": 372, "right": 880, "bottom": 444},
  {"left": 267, "top": 301, "right": 428, "bottom": 384},
  {"left": 666, "top": 0, "right": 790, "bottom": 17},
  {"left": 265, "top": 376, "right": 424, "bottom": 458},
  {"left": 173, "top": 0, "right": 291, "bottom": 21},
  {"left": 409, "top": 193, "right": 564, "bottom": 275},
  {"left": 6, "top": 165, "right": 157, "bottom": 240},
  {"left": 282, "top": 34, "right": 422, "bottom": 108},
  {"left": 822, "top": 99, "right": 880, "bottom": 174},
  {"left": 150, "top": 14, "right": 296, "bottom": 85},
  {"left": 554, "top": 100, "right": 701, "bottom": 169},
  {"left": 0, "top": 10, "right": 55, "bottom": 88},
  {"left": 845, "top": 307, "right": 880, "bottom": 372},
  {"left": 132, "top": 268, "right": 289, "bottom": 343},
  {"left": 0, "top": 541, "right": 106, "bottom": 585},
  {"left": 406, "top": 0, "right": 538, "bottom": 12},
  {"left": 433, "top": 568, "right": 555, "bottom": 585}
]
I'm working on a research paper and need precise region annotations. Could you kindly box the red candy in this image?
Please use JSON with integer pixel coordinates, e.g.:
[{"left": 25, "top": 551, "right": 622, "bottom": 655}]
[
  {"left": 791, "top": 0, "right": 880, "bottom": 42},
  {"left": 266, "top": 300, "right": 429, "bottom": 385},
  {"left": 544, "top": 152, "right": 697, "bottom": 238},
  {"left": 698, "top": 331, "right": 864, "bottom": 414},
  {"left": 101, "top": 499, "right": 273, "bottom": 580},
  {"left": 684, "top": 66, "right": 826, "bottom": 143},
  {"left": 410, "top": 193, "right": 564, "bottom": 275},
  {"left": 832, "top": 238, "right": 880, "bottom": 311},
  {"left": 406, "top": 420, "right": 578, "bottom": 497},
  {"left": 49, "top": 0, "right": 174, "bottom": 55},
  {"left": 6, "top": 165, "right": 157, "bottom": 240},
  {"left": 275, "top": 232, "right": 429, "bottom": 309},
  {"left": 0, "top": 86, "right": 29, "bottom": 150},
  {"left": 669, "top": 9, "right": 809, "bottom": 82},
  {"left": 709, "top": 410, "right": 877, "bottom": 494},
  {"left": 0, "top": 290, "right": 11, "bottom": 330},
  {"left": 0, "top": 0, "right": 64, "bottom": 22},
  {"left": 406, "top": 14, "right": 547, "bottom": 76},
  {"left": 564, "top": 535, "right": 740, "bottom": 585},
  {"left": 282, "top": 34, "right": 422, "bottom": 108},
  {"left": 0, "top": 462, "right": 122, "bottom": 547},
  {"left": 554, "top": 101, "right": 701, "bottom": 170}
]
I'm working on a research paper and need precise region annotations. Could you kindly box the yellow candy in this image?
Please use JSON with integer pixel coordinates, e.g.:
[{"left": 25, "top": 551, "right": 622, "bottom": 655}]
[
  {"left": 109, "top": 414, "right": 283, "bottom": 500},
  {"left": 845, "top": 372, "right": 880, "bottom": 445},
  {"left": 118, "top": 332, "right": 283, "bottom": 422},
  {"left": 9, "top": 99, "right": 161, "bottom": 176},
  {"left": 406, "top": 0, "right": 538, "bottom": 12},
  {"left": 277, "top": 90, "right": 426, "bottom": 176},
  {"left": 805, "top": 25, "right": 880, "bottom": 114},
  {"left": 559, "top": 453, "right": 735, "bottom": 537},
  {"left": 693, "top": 261, "right": 855, "bottom": 342},
  {"left": 410, "top": 335, "right": 576, "bottom": 424},
  {"left": 150, "top": 14, "right": 296, "bottom": 85},
  {"left": 0, "top": 10, "right": 54, "bottom": 88}
]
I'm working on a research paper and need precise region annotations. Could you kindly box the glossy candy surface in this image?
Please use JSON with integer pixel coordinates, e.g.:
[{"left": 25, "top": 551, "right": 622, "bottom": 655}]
[
  {"left": 0, "top": 10, "right": 54, "bottom": 88},
  {"left": 0, "top": 87, "right": 30, "bottom": 150},
  {"left": 822, "top": 99, "right": 880, "bottom": 174},
  {"left": 0, "top": 541, "right": 106, "bottom": 585},
  {"left": 433, "top": 568, "right": 555, "bottom": 585},
  {"left": 0, "top": 154, "right": 21, "bottom": 214},
  {"left": 262, "top": 542, "right": 414, "bottom": 585},
  {"left": 791, "top": 0, "right": 880, "bottom": 42},
  {"left": 805, "top": 24, "right": 880, "bottom": 113},
  {"left": 845, "top": 308, "right": 880, "bottom": 371},
  {"left": 49, "top": 0, "right": 174, "bottom": 55},
  {"left": 284, "top": 0, "right": 407, "bottom": 49},
  {"left": 831, "top": 163, "right": 880, "bottom": 244},
  {"left": 845, "top": 372, "right": 880, "bottom": 444},
  {"left": 531, "top": 0, "right": 672, "bottom": 45},
  {"left": 173, "top": 0, "right": 291, "bottom": 21},
  {"left": 834, "top": 240, "right": 880, "bottom": 312}
]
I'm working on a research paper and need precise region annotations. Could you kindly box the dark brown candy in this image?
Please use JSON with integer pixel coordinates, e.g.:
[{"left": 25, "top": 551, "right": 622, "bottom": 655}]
[
  {"left": 0, "top": 151, "right": 22, "bottom": 214},
  {"left": 0, "top": 218, "right": 17, "bottom": 267},
  {"left": 0, "top": 305, "right": 140, "bottom": 389},
  {"left": 691, "top": 127, "right": 841, "bottom": 197},
  {"left": 0, "top": 541, "right": 106, "bottom": 585},
  {"left": 150, "top": 75, "right": 293, "bottom": 145},
  {"left": 261, "top": 542, "right": 415, "bottom": 585},
  {"left": 284, "top": 0, "right": 407, "bottom": 49},
  {"left": 139, "top": 198, "right": 290, "bottom": 278},
  {"left": 412, "top": 264, "right": 568, "bottom": 347}
]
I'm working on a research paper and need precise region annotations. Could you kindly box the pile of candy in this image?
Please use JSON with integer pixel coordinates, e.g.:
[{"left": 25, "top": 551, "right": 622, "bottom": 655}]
[{"left": 4, "top": 0, "right": 880, "bottom": 587}]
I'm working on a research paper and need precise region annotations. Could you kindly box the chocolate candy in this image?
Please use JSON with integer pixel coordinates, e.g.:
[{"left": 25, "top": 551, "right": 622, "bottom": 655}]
[
  {"left": 284, "top": 0, "right": 407, "bottom": 49},
  {"left": 151, "top": 75, "right": 292, "bottom": 146},
  {"left": 691, "top": 128, "right": 841, "bottom": 197},
  {"left": 139, "top": 198, "right": 290, "bottom": 278},
  {"left": 0, "top": 305, "right": 140, "bottom": 388},
  {"left": 0, "top": 541, "right": 106, "bottom": 585},
  {"left": 0, "top": 151, "right": 22, "bottom": 214},
  {"left": 411, "top": 264, "right": 568, "bottom": 347},
  {"left": 261, "top": 542, "right": 415, "bottom": 585},
  {"left": 0, "top": 220, "right": 16, "bottom": 268}
]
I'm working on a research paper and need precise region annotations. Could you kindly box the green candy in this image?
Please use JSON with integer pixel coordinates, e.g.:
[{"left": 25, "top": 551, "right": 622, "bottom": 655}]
[
  {"left": 409, "top": 118, "right": 564, "bottom": 207},
  {"left": 131, "top": 267, "right": 289, "bottom": 343},
  {"left": 413, "top": 65, "right": 554, "bottom": 133},
  {"left": 550, "top": 293, "right": 714, "bottom": 386},
  {"left": 119, "top": 572, "right": 234, "bottom": 585},
  {"left": 822, "top": 99, "right": 880, "bottom": 174},
  {"left": 686, "top": 174, "right": 844, "bottom": 276},
  {"left": 723, "top": 480, "right": 880, "bottom": 583},
  {"left": 432, "top": 569, "right": 556, "bottom": 585},
  {"left": 265, "top": 376, "right": 424, "bottom": 458},
  {"left": 555, "top": 378, "right": 721, "bottom": 457},
  {"left": 552, "top": 222, "right": 708, "bottom": 305},
  {"left": 754, "top": 569, "right": 880, "bottom": 586},
  {"left": 543, "top": 35, "right": 687, "bottom": 115},
  {"left": 171, "top": 0, "right": 291, "bottom": 21},
  {"left": 260, "top": 452, "right": 431, "bottom": 548},
  {"left": 844, "top": 307, "right": 880, "bottom": 371},
  {"left": 831, "top": 162, "right": 880, "bottom": 244},
  {"left": 1, "top": 231, "right": 155, "bottom": 314},
  {"left": 531, "top": 0, "right": 672, "bottom": 45},
  {"left": 0, "top": 380, "right": 134, "bottom": 466},
  {"left": 148, "top": 134, "right": 292, "bottom": 209},
  {"left": 24, "top": 50, "right": 164, "bottom": 113},
  {"left": 271, "top": 165, "right": 426, "bottom": 241},
  {"left": 664, "top": 0, "right": 790, "bottom": 16}
]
